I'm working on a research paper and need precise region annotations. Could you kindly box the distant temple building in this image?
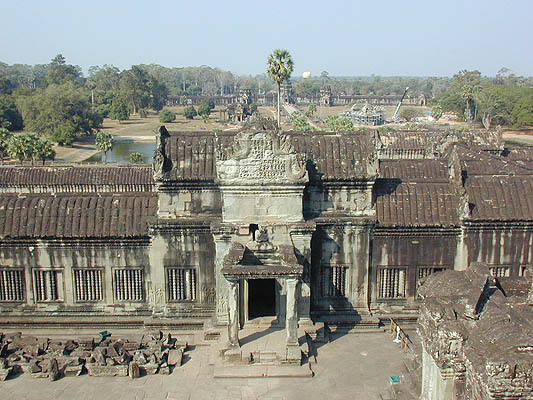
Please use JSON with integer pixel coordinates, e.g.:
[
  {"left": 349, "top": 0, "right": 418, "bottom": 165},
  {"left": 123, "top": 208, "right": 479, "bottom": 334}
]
[
  {"left": 340, "top": 103, "right": 386, "bottom": 125},
  {"left": 0, "top": 123, "right": 531, "bottom": 353}
]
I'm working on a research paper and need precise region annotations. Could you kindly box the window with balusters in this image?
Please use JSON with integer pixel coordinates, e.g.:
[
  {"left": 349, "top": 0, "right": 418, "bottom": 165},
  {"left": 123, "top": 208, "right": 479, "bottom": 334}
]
[
  {"left": 416, "top": 266, "right": 447, "bottom": 287},
  {"left": 0, "top": 269, "right": 25, "bottom": 302},
  {"left": 33, "top": 269, "right": 63, "bottom": 302},
  {"left": 489, "top": 266, "right": 511, "bottom": 277},
  {"left": 73, "top": 268, "right": 104, "bottom": 302},
  {"left": 321, "top": 265, "right": 348, "bottom": 298},
  {"left": 378, "top": 267, "right": 407, "bottom": 299},
  {"left": 113, "top": 268, "right": 144, "bottom": 302},
  {"left": 166, "top": 267, "right": 197, "bottom": 302}
]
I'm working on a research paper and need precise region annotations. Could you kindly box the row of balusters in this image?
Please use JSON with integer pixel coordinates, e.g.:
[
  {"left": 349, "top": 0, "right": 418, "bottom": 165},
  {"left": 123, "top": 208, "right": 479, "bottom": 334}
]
[
  {"left": 321, "top": 266, "right": 347, "bottom": 298},
  {"left": 167, "top": 268, "right": 196, "bottom": 301},
  {"left": 114, "top": 269, "right": 144, "bottom": 301},
  {"left": 74, "top": 269, "right": 103, "bottom": 301},
  {"left": 379, "top": 268, "right": 406, "bottom": 298},
  {"left": 0, "top": 270, "right": 24, "bottom": 301},
  {"left": 34, "top": 270, "right": 59, "bottom": 301}
]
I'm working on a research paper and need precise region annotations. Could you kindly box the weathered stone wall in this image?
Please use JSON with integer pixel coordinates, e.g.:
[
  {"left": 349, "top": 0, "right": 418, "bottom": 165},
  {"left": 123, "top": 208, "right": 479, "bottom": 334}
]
[
  {"left": 465, "top": 227, "right": 533, "bottom": 275},
  {"left": 371, "top": 232, "right": 456, "bottom": 311}
]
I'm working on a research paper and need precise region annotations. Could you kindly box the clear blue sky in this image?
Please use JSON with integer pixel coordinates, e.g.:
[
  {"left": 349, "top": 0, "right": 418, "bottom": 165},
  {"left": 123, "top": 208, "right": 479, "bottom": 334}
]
[{"left": 1, "top": 0, "right": 532, "bottom": 77}]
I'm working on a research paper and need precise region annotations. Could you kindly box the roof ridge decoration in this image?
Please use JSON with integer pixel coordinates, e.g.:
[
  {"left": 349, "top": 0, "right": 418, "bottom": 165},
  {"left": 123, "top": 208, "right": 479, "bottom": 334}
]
[
  {"left": 153, "top": 126, "right": 172, "bottom": 180},
  {"left": 447, "top": 144, "right": 470, "bottom": 220},
  {"left": 215, "top": 125, "right": 308, "bottom": 185}
]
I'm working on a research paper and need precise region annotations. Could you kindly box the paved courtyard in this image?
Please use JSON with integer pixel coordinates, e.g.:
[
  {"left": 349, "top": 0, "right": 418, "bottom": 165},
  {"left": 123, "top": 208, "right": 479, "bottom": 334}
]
[{"left": 0, "top": 331, "right": 413, "bottom": 400}]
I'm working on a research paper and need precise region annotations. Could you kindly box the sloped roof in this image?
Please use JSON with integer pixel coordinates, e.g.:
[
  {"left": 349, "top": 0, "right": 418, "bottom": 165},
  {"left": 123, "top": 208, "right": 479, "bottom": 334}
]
[
  {"left": 163, "top": 130, "right": 375, "bottom": 182},
  {"left": 0, "top": 193, "right": 157, "bottom": 239},
  {"left": 466, "top": 176, "right": 533, "bottom": 220},
  {"left": 375, "top": 181, "right": 458, "bottom": 227},
  {"left": 0, "top": 165, "right": 154, "bottom": 187},
  {"left": 379, "top": 160, "right": 449, "bottom": 182}
]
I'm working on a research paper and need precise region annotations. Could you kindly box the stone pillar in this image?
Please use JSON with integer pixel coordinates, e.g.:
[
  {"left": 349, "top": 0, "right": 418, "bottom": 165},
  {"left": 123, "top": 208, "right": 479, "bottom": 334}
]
[
  {"left": 454, "top": 226, "right": 468, "bottom": 271},
  {"left": 227, "top": 279, "right": 240, "bottom": 348},
  {"left": 348, "top": 223, "right": 373, "bottom": 312},
  {"left": 290, "top": 226, "right": 314, "bottom": 324},
  {"left": 285, "top": 278, "right": 299, "bottom": 346},
  {"left": 212, "top": 226, "right": 235, "bottom": 324}
]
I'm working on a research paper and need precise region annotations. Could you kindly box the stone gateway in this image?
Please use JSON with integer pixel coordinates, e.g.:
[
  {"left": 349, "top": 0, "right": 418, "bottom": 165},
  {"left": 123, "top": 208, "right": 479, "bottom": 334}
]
[{"left": 0, "top": 123, "right": 531, "bottom": 353}]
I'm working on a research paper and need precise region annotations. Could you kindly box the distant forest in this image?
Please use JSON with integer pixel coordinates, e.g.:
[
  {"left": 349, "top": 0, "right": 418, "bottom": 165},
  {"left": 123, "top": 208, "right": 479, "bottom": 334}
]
[{"left": 1, "top": 55, "right": 533, "bottom": 152}]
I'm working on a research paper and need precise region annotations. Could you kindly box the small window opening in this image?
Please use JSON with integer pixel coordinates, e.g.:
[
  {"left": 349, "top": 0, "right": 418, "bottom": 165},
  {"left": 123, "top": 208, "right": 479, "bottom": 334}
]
[{"left": 249, "top": 224, "right": 259, "bottom": 241}]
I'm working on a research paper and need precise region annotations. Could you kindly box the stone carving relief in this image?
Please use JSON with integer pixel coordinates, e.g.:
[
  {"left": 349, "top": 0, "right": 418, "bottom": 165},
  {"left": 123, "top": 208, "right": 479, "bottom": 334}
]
[
  {"left": 202, "top": 285, "right": 216, "bottom": 305},
  {"left": 216, "top": 129, "right": 308, "bottom": 185}
]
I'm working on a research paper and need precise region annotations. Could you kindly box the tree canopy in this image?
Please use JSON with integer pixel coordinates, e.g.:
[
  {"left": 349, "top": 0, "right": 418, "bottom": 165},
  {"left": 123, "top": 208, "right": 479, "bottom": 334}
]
[{"left": 267, "top": 49, "right": 294, "bottom": 128}]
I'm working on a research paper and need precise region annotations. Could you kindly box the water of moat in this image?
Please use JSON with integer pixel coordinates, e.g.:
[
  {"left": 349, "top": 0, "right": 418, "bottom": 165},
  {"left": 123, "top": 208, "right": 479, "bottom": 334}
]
[{"left": 85, "top": 140, "right": 156, "bottom": 163}]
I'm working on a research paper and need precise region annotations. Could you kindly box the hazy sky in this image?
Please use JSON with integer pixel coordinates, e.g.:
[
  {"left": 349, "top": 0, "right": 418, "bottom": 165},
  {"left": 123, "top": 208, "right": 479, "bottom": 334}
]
[{"left": 1, "top": 0, "right": 532, "bottom": 77}]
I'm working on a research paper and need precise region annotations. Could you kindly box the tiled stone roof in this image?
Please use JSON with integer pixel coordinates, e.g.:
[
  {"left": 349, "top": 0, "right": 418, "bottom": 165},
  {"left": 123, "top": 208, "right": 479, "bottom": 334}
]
[
  {"left": 466, "top": 176, "right": 533, "bottom": 220},
  {"left": 0, "top": 193, "right": 157, "bottom": 239},
  {"left": 375, "top": 182, "right": 458, "bottom": 227},
  {"left": 0, "top": 165, "right": 154, "bottom": 186},
  {"left": 163, "top": 131, "right": 375, "bottom": 182}
]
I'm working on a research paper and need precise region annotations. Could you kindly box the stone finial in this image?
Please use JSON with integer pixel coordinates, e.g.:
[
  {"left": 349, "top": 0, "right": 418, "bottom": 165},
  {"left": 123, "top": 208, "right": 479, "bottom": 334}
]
[
  {"left": 527, "top": 266, "right": 533, "bottom": 306},
  {"left": 152, "top": 126, "right": 170, "bottom": 180}
]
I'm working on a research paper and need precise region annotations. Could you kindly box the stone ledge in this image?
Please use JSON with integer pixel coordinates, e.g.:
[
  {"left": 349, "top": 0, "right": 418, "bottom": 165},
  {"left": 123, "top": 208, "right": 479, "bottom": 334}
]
[{"left": 213, "top": 364, "right": 313, "bottom": 379}]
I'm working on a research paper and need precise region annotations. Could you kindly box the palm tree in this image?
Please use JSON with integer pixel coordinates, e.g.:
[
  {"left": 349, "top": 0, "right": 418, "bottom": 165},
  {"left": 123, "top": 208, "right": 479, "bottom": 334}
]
[{"left": 267, "top": 49, "right": 294, "bottom": 129}]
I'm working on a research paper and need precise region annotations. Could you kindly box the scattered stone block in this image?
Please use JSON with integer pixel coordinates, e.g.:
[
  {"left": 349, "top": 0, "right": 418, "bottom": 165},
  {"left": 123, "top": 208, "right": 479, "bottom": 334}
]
[
  {"left": 128, "top": 362, "right": 140, "bottom": 379},
  {"left": 167, "top": 349, "right": 183, "bottom": 366},
  {"left": 85, "top": 364, "right": 128, "bottom": 377},
  {"left": 141, "top": 363, "right": 159, "bottom": 375},
  {"left": 49, "top": 358, "right": 60, "bottom": 381},
  {"left": 224, "top": 348, "right": 242, "bottom": 363},
  {"left": 64, "top": 365, "right": 83, "bottom": 377}
]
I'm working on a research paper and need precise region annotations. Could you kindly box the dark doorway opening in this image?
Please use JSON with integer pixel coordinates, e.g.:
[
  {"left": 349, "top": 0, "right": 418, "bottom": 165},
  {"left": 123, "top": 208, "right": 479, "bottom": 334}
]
[{"left": 248, "top": 279, "right": 276, "bottom": 319}]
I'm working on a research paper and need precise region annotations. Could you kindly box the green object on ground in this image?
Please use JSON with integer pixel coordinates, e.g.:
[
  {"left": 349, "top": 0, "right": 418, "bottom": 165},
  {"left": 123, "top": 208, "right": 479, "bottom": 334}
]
[
  {"left": 98, "top": 330, "right": 111, "bottom": 340},
  {"left": 389, "top": 375, "right": 401, "bottom": 384}
]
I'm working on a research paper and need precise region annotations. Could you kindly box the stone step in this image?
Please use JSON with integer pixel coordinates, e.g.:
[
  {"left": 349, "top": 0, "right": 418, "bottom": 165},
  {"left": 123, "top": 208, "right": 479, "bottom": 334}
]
[{"left": 213, "top": 364, "right": 313, "bottom": 379}]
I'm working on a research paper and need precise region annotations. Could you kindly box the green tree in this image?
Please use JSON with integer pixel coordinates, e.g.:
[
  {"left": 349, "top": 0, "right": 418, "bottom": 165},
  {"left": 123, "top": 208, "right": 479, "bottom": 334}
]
[
  {"left": 184, "top": 106, "right": 197, "bottom": 119},
  {"left": 120, "top": 66, "right": 151, "bottom": 115},
  {"left": 6, "top": 133, "right": 38, "bottom": 162},
  {"left": 0, "top": 128, "right": 12, "bottom": 163},
  {"left": 109, "top": 97, "right": 130, "bottom": 123},
  {"left": 198, "top": 98, "right": 215, "bottom": 118},
  {"left": 400, "top": 107, "right": 423, "bottom": 122},
  {"left": 51, "top": 123, "right": 76, "bottom": 146},
  {"left": 150, "top": 77, "right": 169, "bottom": 111},
  {"left": 32, "top": 138, "right": 55, "bottom": 164},
  {"left": 267, "top": 49, "right": 294, "bottom": 128},
  {"left": 46, "top": 54, "right": 82, "bottom": 86},
  {"left": 289, "top": 112, "right": 314, "bottom": 131},
  {"left": 159, "top": 108, "right": 176, "bottom": 123},
  {"left": 129, "top": 152, "right": 143, "bottom": 163},
  {"left": 16, "top": 83, "right": 102, "bottom": 144},
  {"left": 0, "top": 95, "right": 23, "bottom": 131},
  {"left": 511, "top": 95, "right": 533, "bottom": 127},
  {"left": 324, "top": 115, "right": 354, "bottom": 132},
  {"left": 431, "top": 104, "right": 443, "bottom": 121},
  {"left": 95, "top": 130, "right": 114, "bottom": 163}
]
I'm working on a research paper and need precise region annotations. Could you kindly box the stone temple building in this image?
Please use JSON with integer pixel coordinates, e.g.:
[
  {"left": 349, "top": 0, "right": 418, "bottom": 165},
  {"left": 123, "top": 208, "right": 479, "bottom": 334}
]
[
  {"left": 0, "top": 120, "right": 531, "bottom": 357},
  {"left": 418, "top": 264, "right": 533, "bottom": 399}
]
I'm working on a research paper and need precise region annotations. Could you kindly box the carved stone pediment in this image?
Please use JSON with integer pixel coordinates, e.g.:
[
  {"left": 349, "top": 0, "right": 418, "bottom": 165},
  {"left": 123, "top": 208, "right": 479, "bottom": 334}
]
[{"left": 215, "top": 129, "right": 308, "bottom": 185}]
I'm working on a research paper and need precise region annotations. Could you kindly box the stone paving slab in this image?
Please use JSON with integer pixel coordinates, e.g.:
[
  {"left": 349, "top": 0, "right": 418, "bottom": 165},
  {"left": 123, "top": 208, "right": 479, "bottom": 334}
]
[
  {"left": 213, "top": 365, "right": 313, "bottom": 379},
  {"left": 0, "top": 332, "right": 413, "bottom": 400}
]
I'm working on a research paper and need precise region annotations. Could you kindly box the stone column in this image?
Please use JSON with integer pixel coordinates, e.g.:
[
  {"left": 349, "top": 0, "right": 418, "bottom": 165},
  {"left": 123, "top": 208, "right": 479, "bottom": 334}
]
[
  {"left": 227, "top": 279, "right": 240, "bottom": 348},
  {"left": 290, "top": 226, "right": 315, "bottom": 324},
  {"left": 285, "top": 278, "right": 299, "bottom": 346}
]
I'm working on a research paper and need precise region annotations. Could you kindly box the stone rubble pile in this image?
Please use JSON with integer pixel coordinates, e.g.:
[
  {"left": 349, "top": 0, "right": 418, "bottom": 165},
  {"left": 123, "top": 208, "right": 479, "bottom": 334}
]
[{"left": 0, "top": 331, "right": 186, "bottom": 381}]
